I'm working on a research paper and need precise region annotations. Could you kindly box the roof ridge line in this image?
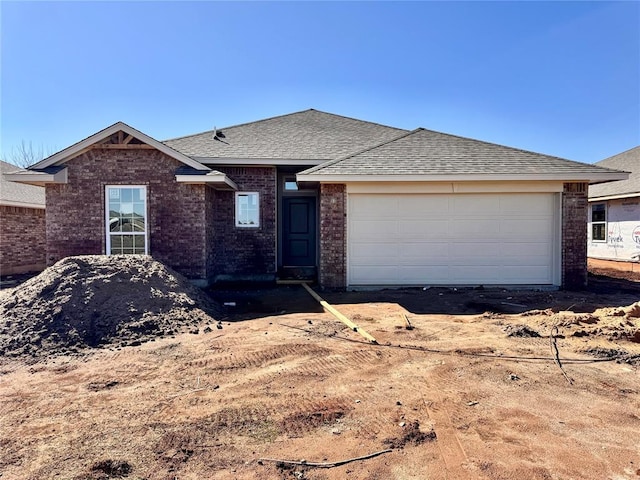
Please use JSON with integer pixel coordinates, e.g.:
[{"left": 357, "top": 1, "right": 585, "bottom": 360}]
[
  {"left": 301, "top": 128, "right": 421, "bottom": 175},
  {"left": 596, "top": 145, "right": 640, "bottom": 164},
  {"left": 162, "top": 109, "right": 407, "bottom": 143},
  {"left": 415, "top": 127, "right": 603, "bottom": 167},
  {"left": 161, "top": 109, "right": 316, "bottom": 143}
]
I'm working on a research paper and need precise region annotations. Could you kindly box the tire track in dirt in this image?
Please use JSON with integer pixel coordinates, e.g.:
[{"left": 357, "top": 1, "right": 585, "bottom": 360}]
[
  {"left": 185, "top": 343, "right": 330, "bottom": 371},
  {"left": 420, "top": 363, "right": 476, "bottom": 480}
]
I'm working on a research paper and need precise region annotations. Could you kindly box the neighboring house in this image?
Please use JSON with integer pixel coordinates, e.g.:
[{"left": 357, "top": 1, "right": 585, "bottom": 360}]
[
  {"left": 0, "top": 160, "right": 46, "bottom": 275},
  {"left": 4, "top": 109, "right": 627, "bottom": 289},
  {"left": 587, "top": 146, "right": 640, "bottom": 263}
]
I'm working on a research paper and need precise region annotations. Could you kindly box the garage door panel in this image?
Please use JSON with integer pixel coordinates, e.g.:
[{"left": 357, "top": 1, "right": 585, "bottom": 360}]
[
  {"left": 350, "top": 266, "right": 399, "bottom": 284},
  {"left": 397, "top": 266, "right": 451, "bottom": 283},
  {"left": 351, "top": 220, "right": 397, "bottom": 239},
  {"left": 500, "top": 242, "right": 551, "bottom": 257},
  {"left": 449, "top": 218, "right": 502, "bottom": 238},
  {"left": 398, "top": 195, "right": 450, "bottom": 217},
  {"left": 398, "top": 220, "right": 449, "bottom": 237},
  {"left": 500, "top": 219, "right": 552, "bottom": 237},
  {"left": 351, "top": 196, "right": 398, "bottom": 217},
  {"left": 500, "top": 194, "right": 554, "bottom": 215},
  {"left": 399, "top": 245, "right": 450, "bottom": 265},
  {"left": 453, "top": 195, "right": 500, "bottom": 215},
  {"left": 500, "top": 266, "right": 551, "bottom": 281},
  {"left": 351, "top": 243, "right": 398, "bottom": 264},
  {"left": 348, "top": 193, "right": 556, "bottom": 285}
]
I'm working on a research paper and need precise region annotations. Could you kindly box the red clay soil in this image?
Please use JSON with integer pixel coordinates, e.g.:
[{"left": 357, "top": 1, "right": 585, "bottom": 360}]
[{"left": 1, "top": 258, "right": 639, "bottom": 480}]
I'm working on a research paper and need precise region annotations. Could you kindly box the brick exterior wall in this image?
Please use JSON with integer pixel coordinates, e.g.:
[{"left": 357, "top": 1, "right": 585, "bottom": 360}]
[
  {"left": 562, "top": 182, "right": 588, "bottom": 289},
  {"left": 210, "top": 167, "right": 277, "bottom": 278},
  {"left": 318, "top": 184, "right": 346, "bottom": 289},
  {"left": 0, "top": 205, "right": 46, "bottom": 275},
  {"left": 45, "top": 149, "right": 209, "bottom": 280}
]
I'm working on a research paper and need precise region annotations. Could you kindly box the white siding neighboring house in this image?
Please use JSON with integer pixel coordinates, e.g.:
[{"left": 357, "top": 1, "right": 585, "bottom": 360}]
[{"left": 588, "top": 146, "right": 640, "bottom": 263}]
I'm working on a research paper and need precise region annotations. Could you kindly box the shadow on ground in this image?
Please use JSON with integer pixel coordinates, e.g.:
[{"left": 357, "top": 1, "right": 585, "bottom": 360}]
[{"left": 207, "top": 274, "right": 640, "bottom": 320}]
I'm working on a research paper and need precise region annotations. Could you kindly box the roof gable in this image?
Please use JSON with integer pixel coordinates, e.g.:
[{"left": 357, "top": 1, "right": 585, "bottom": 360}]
[
  {"left": 30, "top": 122, "right": 209, "bottom": 171},
  {"left": 589, "top": 146, "right": 640, "bottom": 199},
  {"left": 300, "top": 128, "right": 628, "bottom": 183},
  {"left": 162, "top": 109, "right": 407, "bottom": 161},
  {"left": 0, "top": 160, "right": 45, "bottom": 208}
]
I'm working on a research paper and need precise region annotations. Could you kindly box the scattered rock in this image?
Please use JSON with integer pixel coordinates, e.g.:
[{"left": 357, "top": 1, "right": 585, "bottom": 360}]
[
  {"left": 383, "top": 420, "right": 436, "bottom": 448},
  {"left": 504, "top": 324, "right": 541, "bottom": 338},
  {"left": 90, "top": 459, "right": 132, "bottom": 478}
]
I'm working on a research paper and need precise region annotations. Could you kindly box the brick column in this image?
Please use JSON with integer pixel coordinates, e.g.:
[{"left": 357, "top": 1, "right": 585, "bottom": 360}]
[
  {"left": 562, "top": 182, "right": 588, "bottom": 289},
  {"left": 319, "top": 184, "right": 346, "bottom": 289}
]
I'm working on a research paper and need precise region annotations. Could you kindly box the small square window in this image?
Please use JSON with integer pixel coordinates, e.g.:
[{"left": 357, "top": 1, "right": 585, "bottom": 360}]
[{"left": 235, "top": 192, "right": 260, "bottom": 227}]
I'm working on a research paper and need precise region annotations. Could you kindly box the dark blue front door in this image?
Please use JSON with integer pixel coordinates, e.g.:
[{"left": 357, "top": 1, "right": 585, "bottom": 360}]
[{"left": 282, "top": 197, "right": 316, "bottom": 267}]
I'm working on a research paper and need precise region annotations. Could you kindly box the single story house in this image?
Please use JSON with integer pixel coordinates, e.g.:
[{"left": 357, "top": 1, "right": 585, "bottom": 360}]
[
  {"left": 0, "top": 160, "right": 46, "bottom": 275},
  {"left": 587, "top": 146, "right": 640, "bottom": 263},
  {"left": 5, "top": 109, "right": 627, "bottom": 289}
]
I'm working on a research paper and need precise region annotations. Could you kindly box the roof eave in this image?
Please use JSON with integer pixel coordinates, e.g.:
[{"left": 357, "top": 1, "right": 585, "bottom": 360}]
[
  {"left": 31, "top": 122, "right": 210, "bottom": 172},
  {"left": 193, "top": 157, "right": 328, "bottom": 167},
  {"left": 296, "top": 172, "right": 630, "bottom": 183},
  {"left": 4, "top": 168, "right": 68, "bottom": 186},
  {"left": 175, "top": 173, "right": 238, "bottom": 190},
  {"left": 0, "top": 199, "right": 45, "bottom": 209},
  {"left": 588, "top": 192, "right": 640, "bottom": 202}
]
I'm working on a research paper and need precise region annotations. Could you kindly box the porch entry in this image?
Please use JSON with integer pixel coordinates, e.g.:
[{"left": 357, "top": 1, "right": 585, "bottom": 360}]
[
  {"left": 282, "top": 197, "right": 316, "bottom": 266},
  {"left": 278, "top": 171, "right": 318, "bottom": 280}
]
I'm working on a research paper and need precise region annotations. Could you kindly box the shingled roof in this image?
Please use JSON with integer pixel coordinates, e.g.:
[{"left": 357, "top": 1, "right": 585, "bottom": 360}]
[
  {"left": 299, "top": 128, "right": 627, "bottom": 183},
  {"left": 0, "top": 160, "right": 45, "bottom": 208},
  {"left": 589, "top": 146, "right": 639, "bottom": 200},
  {"left": 162, "top": 109, "right": 407, "bottom": 162}
]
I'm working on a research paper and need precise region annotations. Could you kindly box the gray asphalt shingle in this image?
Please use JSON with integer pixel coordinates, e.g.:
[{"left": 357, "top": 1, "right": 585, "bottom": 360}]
[
  {"left": 0, "top": 160, "right": 45, "bottom": 207},
  {"left": 301, "top": 128, "right": 624, "bottom": 176},
  {"left": 589, "top": 146, "right": 639, "bottom": 198},
  {"left": 163, "top": 109, "right": 406, "bottom": 160}
]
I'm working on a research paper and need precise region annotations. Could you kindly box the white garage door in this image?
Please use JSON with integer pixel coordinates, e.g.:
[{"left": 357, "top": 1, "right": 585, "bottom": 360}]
[{"left": 348, "top": 193, "right": 558, "bottom": 286}]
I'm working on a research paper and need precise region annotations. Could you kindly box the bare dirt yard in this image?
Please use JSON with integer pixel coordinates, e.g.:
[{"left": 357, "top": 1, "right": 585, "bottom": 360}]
[{"left": 1, "top": 257, "right": 639, "bottom": 480}]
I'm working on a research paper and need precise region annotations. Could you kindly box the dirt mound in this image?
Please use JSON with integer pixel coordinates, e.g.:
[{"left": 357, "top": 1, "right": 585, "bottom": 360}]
[{"left": 0, "top": 256, "right": 219, "bottom": 358}]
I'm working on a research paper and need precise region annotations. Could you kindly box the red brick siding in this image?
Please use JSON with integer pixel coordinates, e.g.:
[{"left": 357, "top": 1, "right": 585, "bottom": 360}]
[
  {"left": 318, "top": 184, "right": 346, "bottom": 289},
  {"left": 0, "top": 205, "right": 46, "bottom": 275},
  {"left": 562, "top": 182, "right": 588, "bottom": 289},
  {"left": 210, "top": 167, "right": 276, "bottom": 276},
  {"left": 45, "top": 149, "right": 209, "bottom": 280}
]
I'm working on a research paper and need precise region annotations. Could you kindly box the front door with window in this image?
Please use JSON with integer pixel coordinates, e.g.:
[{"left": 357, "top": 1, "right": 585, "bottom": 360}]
[{"left": 282, "top": 196, "right": 316, "bottom": 267}]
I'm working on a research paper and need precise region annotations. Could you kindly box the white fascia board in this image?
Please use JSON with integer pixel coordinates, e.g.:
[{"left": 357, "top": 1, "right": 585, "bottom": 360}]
[
  {"left": 588, "top": 192, "right": 640, "bottom": 202},
  {"left": 0, "top": 199, "right": 45, "bottom": 209},
  {"left": 194, "top": 157, "right": 327, "bottom": 166},
  {"left": 4, "top": 168, "right": 68, "bottom": 186},
  {"left": 175, "top": 174, "right": 238, "bottom": 190},
  {"left": 297, "top": 172, "right": 630, "bottom": 183},
  {"left": 32, "top": 122, "right": 210, "bottom": 172}
]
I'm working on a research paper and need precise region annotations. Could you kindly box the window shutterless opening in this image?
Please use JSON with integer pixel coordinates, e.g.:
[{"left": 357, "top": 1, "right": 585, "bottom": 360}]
[
  {"left": 235, "top": 192, "right": 260, "bottom": 227},
  {"left": 105, "top": 185, "right": 148, "bottom": 254},
  {"left": 591, "top": 203, "right": 606, "bottom": 242}
]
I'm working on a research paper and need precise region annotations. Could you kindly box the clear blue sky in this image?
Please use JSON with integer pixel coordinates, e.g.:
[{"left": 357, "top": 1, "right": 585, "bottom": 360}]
[{"left": 1, "top": 1, "right": 638, "bottom": 164}]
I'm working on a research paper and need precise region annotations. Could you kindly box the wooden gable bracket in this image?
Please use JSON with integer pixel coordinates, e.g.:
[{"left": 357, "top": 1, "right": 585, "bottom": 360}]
[{"left": 91, "top": 130, "right": 155, "bottom": 150}]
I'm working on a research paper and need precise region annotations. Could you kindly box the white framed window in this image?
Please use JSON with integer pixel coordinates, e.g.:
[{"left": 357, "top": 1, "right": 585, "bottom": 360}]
[
  {"left": 591, "top": 203, "right": 606, "bottom": 242},
  {"left": 235, "top": 192, "right": 260, "bottom": 227},
  {"left": 105, "top": 185, "right": 148, "bottom": 254}
]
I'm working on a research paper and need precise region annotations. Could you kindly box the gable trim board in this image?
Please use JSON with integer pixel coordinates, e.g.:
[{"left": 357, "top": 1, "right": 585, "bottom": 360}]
[{"left": 32, "top": 122, "right": 209, "bottom": 172}]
